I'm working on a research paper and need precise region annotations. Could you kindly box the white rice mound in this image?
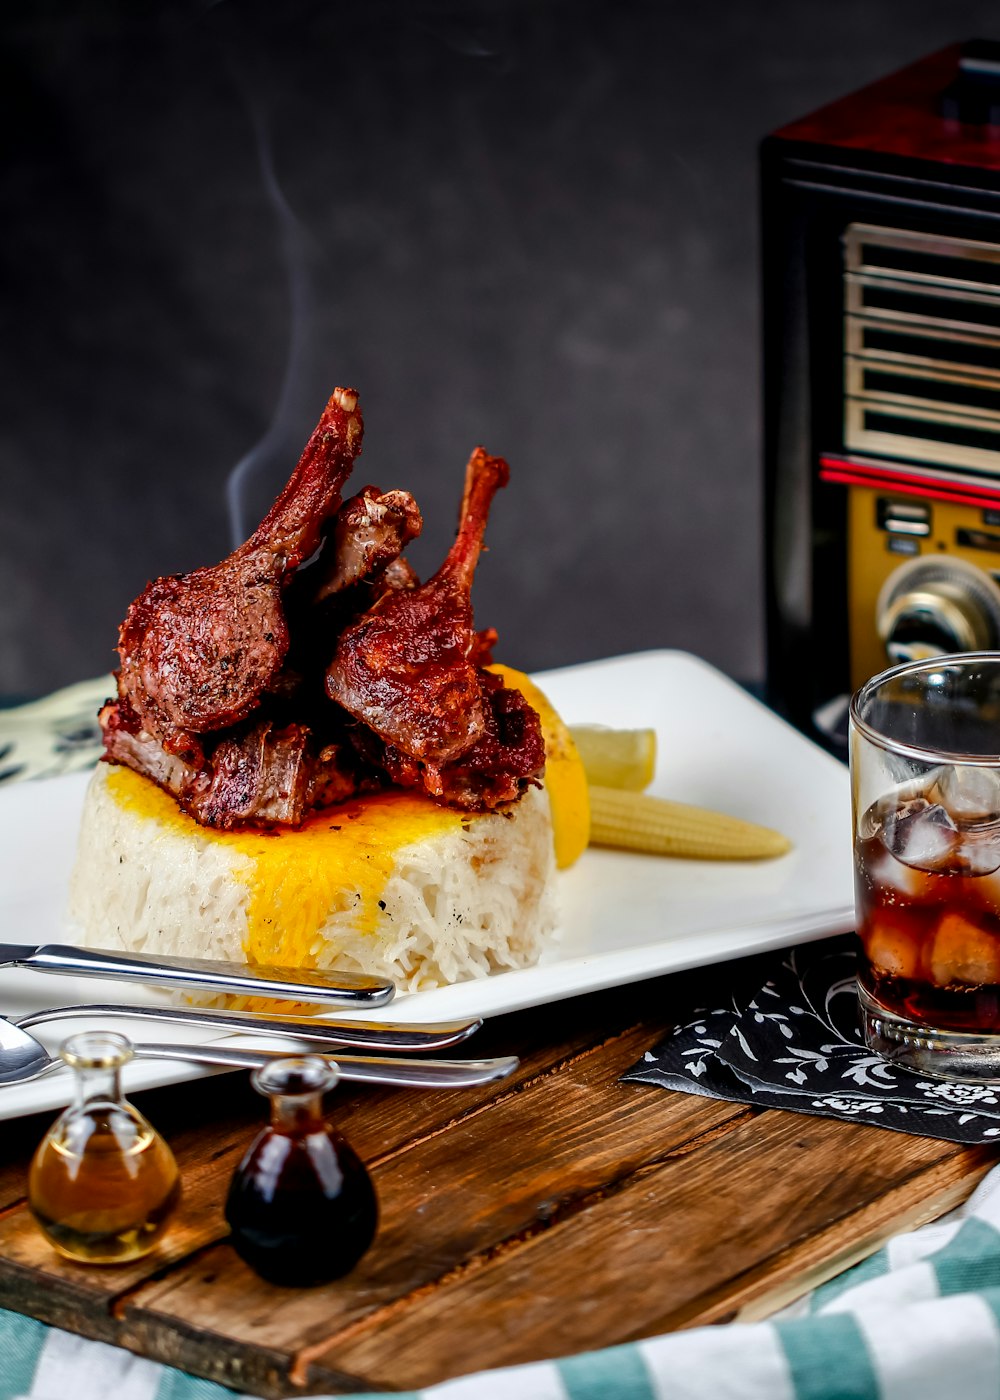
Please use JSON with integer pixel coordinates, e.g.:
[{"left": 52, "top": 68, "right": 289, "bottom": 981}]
[{"left": 68, "top": 765, "right": 559, "bottom": 994}]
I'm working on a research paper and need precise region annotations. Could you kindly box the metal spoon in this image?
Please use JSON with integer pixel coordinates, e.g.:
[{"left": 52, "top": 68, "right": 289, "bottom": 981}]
[
  {"left": 0, "top": 1017, "right": 50, "bottom": 1086},
  {"left": 0, "top": 1018, "right": 517, "bottom": 1090}
]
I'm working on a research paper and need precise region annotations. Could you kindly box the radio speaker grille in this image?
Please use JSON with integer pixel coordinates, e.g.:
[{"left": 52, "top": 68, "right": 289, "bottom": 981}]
[{"left": 844, "top": 225, "right": 1000, "bottom": 475}]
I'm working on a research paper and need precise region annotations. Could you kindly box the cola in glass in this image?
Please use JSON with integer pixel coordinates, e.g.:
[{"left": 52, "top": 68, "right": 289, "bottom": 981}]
[{"left": 856, "top": 768, "right": 1000, "bottom": 1033}]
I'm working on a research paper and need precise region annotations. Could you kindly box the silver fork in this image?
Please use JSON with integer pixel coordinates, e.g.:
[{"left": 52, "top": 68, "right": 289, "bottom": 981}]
[
  {"left": 14, "top": 1003, "right": 482, "bottom": 1052},
  {"left": 0, "top": 1018, "right": 518, "bottom": 1090}
]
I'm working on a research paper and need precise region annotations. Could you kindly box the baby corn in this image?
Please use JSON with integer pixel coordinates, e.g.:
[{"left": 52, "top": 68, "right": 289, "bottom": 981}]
[{"left": 588, "top": 785, "right": 791, "bottom": 861}]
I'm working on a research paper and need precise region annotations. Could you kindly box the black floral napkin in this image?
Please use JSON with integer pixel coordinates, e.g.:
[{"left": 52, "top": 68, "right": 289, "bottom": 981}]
[{"left": 624, "top": 935, "right": 1000, "bottom": 1144}]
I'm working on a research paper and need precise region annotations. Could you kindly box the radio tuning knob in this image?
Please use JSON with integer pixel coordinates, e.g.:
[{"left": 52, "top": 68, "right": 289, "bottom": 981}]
[{"left": 875, "top": 556, "right": 1000, "bottom": 666}]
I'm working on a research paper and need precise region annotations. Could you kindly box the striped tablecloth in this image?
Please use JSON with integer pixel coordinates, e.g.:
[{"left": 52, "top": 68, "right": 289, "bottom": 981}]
[{"left": 4, "top": 681, "right": 1000, "bottom": 1400}]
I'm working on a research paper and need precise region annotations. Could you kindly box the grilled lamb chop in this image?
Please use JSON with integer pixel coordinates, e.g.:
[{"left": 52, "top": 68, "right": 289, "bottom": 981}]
[
  {"left": 116, "top": 387, "right": 363, "bottom": 757},
  {"left": 277, "top": 484, "right": 424, "bottom": 717},
  {"left": 325, "top": 448, "right": 507, "bottom": 765},
  {"left": 102, "top": 395, "right": 540, "bottom": 827},
  {"left": 326, "top": 448, "right": 545, "bottom": 807},
  {"left": 101, "top": 699, "right": 370, "bottom": 829},
  {"left": 379, "top": 671, "right": 545, "bottom": 810},
  {"left": 310, "top": 486, "right": 422, "bottom": 601},
  {"left": 196, "top": 721, "right": 365, "bottom": 828},
  {"left": 100, "top": 699, "right": 208, "bottom": 804}
]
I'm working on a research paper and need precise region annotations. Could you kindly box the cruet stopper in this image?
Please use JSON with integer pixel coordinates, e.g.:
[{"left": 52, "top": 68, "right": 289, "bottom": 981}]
[
  {"left": 224, "top": 1055, "right": 378, "bottom": 1287},
  {"left": 28, "top": 1031, "right": 180, "bottom": 1264}
]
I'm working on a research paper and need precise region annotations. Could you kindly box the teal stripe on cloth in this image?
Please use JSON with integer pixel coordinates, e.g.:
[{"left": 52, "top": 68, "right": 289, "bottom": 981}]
[
  {"left": 976, "top": 1285, "right": 1000, "bottom": 1335},
  {"left": 0, "top": 1309, "right": 49, "bottom": 1398},
  {"left": 559, "top": 1346, "right": 654, "bottom": 1400},
  {"left": 931, "top": 1216, "right": 1000, "bottom": 1296},
  {"left": 775, "top": 1313, "right": 879, "bottom": 1400},
  {"left": 809, "top": 1248, "right": 890, "bottom": 1313}
]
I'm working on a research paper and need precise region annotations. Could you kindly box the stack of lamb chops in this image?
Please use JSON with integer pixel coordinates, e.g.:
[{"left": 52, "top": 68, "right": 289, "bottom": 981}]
[{"left": 100, "top": 388, "right": 545, "bottom": 829}]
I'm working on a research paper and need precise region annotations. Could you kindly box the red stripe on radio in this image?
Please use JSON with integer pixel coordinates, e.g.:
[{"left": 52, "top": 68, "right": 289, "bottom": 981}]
[{"left": 818, "top": 456, "right": 1000, "bottom": 510}]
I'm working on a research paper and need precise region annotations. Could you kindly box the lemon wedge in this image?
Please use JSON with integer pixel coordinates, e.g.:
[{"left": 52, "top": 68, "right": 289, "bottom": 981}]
[
  {"left": 568, "top": 725, "right": 657, "bottom": 792},
  {"left": 488, "top": 664, "right": 590, "bottom": 870}
]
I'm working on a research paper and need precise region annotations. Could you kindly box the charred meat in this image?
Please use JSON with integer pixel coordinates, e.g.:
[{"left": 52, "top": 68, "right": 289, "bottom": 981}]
[
  {"left": 100, "top": 392, "right": 543, "bottom": 828},
  {"left": 117, "top": 389, "right": 363, "bottom": 756},
  {"left": 325, "top": 449, "right": 507, "bottom": 765}
]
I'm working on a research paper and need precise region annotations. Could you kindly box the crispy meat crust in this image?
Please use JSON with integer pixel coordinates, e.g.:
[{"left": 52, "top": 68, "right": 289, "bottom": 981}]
[{"left": 101, "top": 393, "right": 543, "bottom": 828}]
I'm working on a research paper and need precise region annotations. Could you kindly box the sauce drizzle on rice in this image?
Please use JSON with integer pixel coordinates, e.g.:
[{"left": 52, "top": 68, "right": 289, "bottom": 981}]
[
  {"left": 70, "top": 669, "right": 568, "bottom": 1000},
  {"left": 106, "top": 766, "right": 462, "bottom": 971}
]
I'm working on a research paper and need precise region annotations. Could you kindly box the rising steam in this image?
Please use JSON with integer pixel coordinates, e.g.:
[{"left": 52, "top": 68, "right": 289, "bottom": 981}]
[{"left": 225, "top": 91, "right": 316, "bottom": 546}]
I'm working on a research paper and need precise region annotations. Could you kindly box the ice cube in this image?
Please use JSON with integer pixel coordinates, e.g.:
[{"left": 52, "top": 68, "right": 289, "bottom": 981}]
[
  {"left": 858, "top": 839, "right": 928, "bottom": 900},
  {"left": 882, "top": 798, "right": 961, "bottom": 875},
  {"left": 928, "top": 766, "right": 1000, "bottom": 827},
  {"left": 953, "top": 829, "right": 1000, "bottom": 878},
  {"left": 859, "top": 788, "right": 926, "bottom": 843},
  {"left": 863, "top": 912, "right": 922, "bottom": 979},
  {"left": 929, "top": 911, "right": 1000, "bottom": 987}
]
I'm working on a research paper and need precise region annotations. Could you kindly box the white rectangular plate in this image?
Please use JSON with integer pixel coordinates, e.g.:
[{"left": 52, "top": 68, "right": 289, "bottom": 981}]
[{"left": 0, "top": 651, "right": 854, "bottom": 1120}]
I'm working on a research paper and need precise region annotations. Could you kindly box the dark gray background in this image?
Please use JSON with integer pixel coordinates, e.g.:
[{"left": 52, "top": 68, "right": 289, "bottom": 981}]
[{"left": 2, "top": 0, "right": 998, "bottom": 699}]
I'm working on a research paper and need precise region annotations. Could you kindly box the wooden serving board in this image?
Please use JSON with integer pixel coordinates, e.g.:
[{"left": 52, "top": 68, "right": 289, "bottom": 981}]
[{"left": 0, "top": 961, "right": 993, "bottom": 1397}]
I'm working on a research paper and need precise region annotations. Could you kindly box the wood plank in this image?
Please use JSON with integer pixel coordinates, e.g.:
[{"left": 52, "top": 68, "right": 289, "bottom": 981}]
[
  {"left": 114, "top": 1042, "right": 750, "bottom": 1394},
  {"left": 0, "top": 1112, "right": 54, "bottom": 1213},
  {"left": 299, "top": 1110, "right": 995, "bottom": 1393},
  {"left": 0, "top": 965, "right": 992, "bottom": 1398},
  {"left": 0, "top": 1098, "right": 255, "bottom": 1341},
  {"left": 732, "top": 1167, "right": 995, "bottom": 1323},
  {"left": 0, "top": 980, "right": 682, "bottom": 1343}
]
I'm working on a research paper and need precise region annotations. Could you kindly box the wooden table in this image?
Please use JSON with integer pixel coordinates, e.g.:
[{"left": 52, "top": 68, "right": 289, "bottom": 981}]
[{"left": 0, "top": 959, "right": 994, "bottom": 1398}]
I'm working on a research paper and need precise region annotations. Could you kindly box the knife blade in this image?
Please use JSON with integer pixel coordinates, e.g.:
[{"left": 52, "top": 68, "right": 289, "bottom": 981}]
[{"left": 0, "top": 944, "right": 394, "bottom": 1007}]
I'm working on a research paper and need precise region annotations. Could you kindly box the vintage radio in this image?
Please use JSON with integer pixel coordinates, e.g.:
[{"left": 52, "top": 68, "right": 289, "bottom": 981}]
[{"left": 763, "top": 41, "right": 1000, "bottom": 748}]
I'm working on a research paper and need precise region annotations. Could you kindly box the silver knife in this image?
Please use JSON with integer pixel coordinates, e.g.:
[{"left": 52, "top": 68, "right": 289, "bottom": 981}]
[{"left": 0, "top": 944, "right": 394, "bottom": 1007}]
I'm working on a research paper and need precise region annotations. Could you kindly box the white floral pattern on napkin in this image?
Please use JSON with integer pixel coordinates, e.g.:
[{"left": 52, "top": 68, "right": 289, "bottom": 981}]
[
  {"left": 625, "top": 937, "right": 1000, "bottom": 1144},
  {"left": 0, "top": 677, "right": 109, "bottom": 785}
]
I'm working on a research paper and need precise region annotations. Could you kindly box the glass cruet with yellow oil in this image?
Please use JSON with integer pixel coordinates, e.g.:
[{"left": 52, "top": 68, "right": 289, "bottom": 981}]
[{"left": 28, "top": 1031, "right": 180, "bottom": 1263}]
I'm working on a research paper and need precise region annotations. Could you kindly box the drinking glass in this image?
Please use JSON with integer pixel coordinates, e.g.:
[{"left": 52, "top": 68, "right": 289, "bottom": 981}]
[{"left": 851, "top": 653, "right": 1000, "bottom": 1079}]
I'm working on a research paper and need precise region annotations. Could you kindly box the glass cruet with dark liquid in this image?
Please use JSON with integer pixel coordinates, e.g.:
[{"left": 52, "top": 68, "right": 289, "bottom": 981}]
[
  {"left": 28, "top": 1031, "right": 180, "bottom": 1264},
  {"left": 224, "top": 1056, "right": 378, "bottom": 1287}
]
